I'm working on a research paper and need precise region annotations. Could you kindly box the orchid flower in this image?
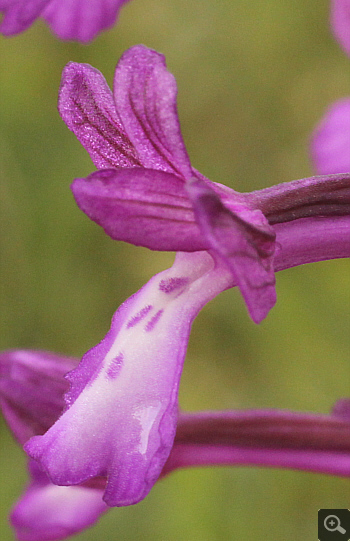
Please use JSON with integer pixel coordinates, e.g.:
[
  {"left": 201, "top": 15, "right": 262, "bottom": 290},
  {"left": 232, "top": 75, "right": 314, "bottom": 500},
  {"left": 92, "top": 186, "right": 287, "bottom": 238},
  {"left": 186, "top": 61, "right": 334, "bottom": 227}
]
[
  {"left": 2, "top": 350, "right": 350, "bottom": 541},
  {"left": 311, "top": 0, "right": 350, "bottom": 174},
  {"left": 0, "top": 0, "right": 130, "bottom": 42},
  {"left": 20, "top": 45, "right": 350, "bottom": 512},
  {"left": 57, "top": 44, "right": 350, "bottom": 324}
]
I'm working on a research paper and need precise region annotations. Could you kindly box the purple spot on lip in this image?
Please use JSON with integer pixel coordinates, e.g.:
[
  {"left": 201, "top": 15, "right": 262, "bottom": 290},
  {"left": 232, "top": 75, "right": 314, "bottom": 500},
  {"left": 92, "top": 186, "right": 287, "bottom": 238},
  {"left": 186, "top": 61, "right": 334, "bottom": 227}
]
[
  {"left": 106, "top": 353, "right": 124, "bottom": 380},
  {"left": 145, "top": 309, "right": 164, "bottom": 332},
  {"left": 159, "top": 277, "right": 189, "bottom": 294},
  {"left": 126, "top": 305, "right": 153, "bottom": 328}
]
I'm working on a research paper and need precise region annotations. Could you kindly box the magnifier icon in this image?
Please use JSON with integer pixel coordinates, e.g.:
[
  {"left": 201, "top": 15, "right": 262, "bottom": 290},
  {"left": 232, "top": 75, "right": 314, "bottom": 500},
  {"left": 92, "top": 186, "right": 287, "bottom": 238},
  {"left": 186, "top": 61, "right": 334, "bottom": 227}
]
[{"left": 324, "top": 515, "right": 347, "bottom": 534}]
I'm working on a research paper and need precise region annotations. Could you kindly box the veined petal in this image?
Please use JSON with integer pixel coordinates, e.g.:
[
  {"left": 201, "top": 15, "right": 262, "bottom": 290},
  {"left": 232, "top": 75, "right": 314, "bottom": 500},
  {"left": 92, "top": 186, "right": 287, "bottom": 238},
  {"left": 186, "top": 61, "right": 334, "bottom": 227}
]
[
  {"left": 331, "top": 0, "right": 350, "bottom": 56},
  {"left": 11, "top": 460, "right": 108, "bottom": 541},
  {"left": 186, "top": 177, "right": 276, "bottom": 324},
  {"left": 25, "top": 252, "right": 233, "bottom": 507},
  {"left": 0, "top": 0, "right": 50, "bottom": 35},
  {"left": 113, "top": 45, "right": 193, "bottom": 178},
  {"left": 58, "top": 62, "right": 141, "bottom": 170},
  {"left": 42, "top": 0, "right": 130, "bottom": 43},
  {"left": 0, "top": 350, "right": 76, "bottom": 445},
  {"left": 311, "top": 98, "right": 350, "bottom": 175},
  {"left": 71, "top": 168, "right": 207, "bottom": 251}
]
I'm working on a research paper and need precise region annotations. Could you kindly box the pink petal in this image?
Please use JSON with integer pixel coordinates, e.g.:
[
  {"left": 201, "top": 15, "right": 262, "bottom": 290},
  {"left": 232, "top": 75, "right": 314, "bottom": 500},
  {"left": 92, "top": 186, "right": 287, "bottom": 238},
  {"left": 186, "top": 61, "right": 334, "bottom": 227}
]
[
  {"left": 113, "top": 45, "right": 193, "bottom": 178},
  {"left": 58, "top": 62, "right": 141, "bottom": 170}
]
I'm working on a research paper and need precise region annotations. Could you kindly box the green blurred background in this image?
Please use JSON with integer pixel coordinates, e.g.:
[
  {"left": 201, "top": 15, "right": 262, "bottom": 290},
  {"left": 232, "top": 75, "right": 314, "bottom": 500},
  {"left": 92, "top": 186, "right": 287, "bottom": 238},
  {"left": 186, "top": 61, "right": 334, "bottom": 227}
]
[{"left": 1, "top": 0, "right": 349, "bottom": 539}]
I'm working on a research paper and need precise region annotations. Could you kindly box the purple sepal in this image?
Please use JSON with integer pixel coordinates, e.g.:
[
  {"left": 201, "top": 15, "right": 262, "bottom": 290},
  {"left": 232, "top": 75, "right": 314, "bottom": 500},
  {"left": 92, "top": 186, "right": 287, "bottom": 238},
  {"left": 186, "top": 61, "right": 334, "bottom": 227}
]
[
  {"left": 113, "top": 46, "right": 193, "bottom": 178},
  {"left": 71, "top": 168, "right": 206, "bottom": 251},
  {"left": 311, "top": 98, "right": 350, "bottom": 175},
  {"left": 0, "top": 350, "right": 77, "bottom": 445},
  {"left": 58, "top": 62, "right": 141, "bottom": 170},
  {"left": 331, "top": 0, "right": 350, "bottom": 56},
  {"left": 11, "top": 460, "right": 108, "bottom": 541},
  {"left": 0, "top": 0, "right": 130, "bottom": 42},
  {"left": 25, "top": 252, "right": 233, "bottom": 506},
  {"left": 59, "top": 45, "right": 192, "bottom": 176}
]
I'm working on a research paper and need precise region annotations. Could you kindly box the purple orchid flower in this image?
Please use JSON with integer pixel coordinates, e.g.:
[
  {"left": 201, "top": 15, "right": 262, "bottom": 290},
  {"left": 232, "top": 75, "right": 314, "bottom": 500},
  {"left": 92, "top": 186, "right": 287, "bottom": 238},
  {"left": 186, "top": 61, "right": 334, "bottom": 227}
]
[
  {"left": 311, "top": 1, "right": 350, "bottom": 175},
  {"left": 19, "top": 45, "right": 350, "bottom": 511},
  {"left": 2, "top": 350, "right": 350, "bottom": 541},
  {"left": 0, "top": 0, "right": 130, "bottom": 42},
  {"left": 56, "top": 45, "right": 350, "bottom": 324}
]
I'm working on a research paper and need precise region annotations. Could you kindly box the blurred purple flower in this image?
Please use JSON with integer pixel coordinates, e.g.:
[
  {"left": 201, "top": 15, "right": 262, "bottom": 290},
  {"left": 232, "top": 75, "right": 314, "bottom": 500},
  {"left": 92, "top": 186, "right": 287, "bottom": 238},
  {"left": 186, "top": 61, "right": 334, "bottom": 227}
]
[
  {"left": 331, "top": 0, "right": 350, "bottom": 56},
  {"left": 19, "top": 45, "right": 350, "bottom": 511},
  {"left": 2, "top": 350, "right": 350, "bottom": 541},
  {"left": 311, "top": 1, "right": 350, "bottom": 174},
  {"left": 311, "top": 98, "right": 350, "bottom": 175},
  {"left": 0, "top": 0, "right": 131, "bottom": 42}
]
